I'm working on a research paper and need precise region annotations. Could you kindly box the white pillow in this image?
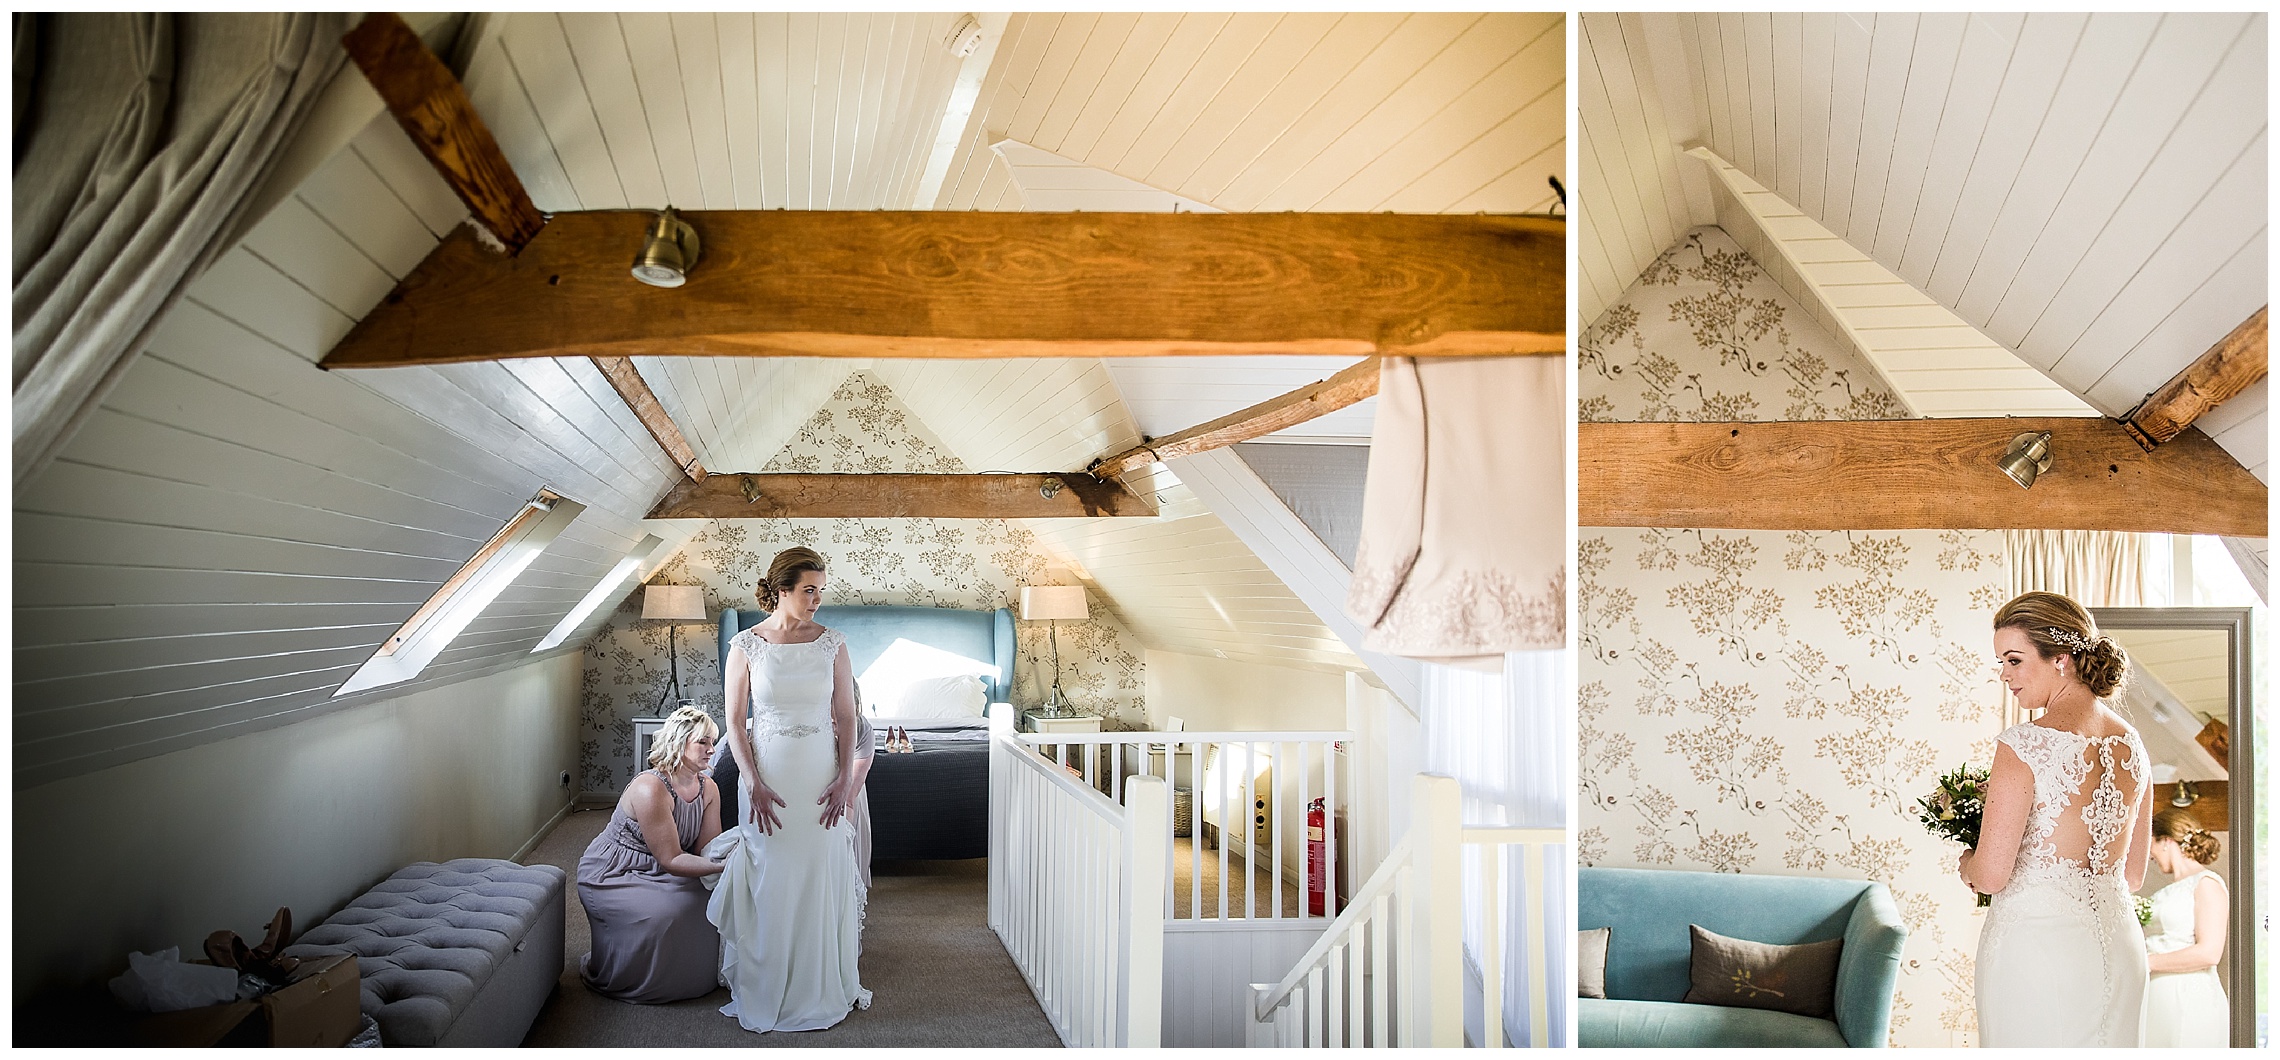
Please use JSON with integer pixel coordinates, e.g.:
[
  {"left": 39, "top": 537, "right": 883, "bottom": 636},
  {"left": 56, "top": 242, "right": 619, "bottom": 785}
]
[{"left": 886, "top": 674, "right": 987, "bottom": 719}]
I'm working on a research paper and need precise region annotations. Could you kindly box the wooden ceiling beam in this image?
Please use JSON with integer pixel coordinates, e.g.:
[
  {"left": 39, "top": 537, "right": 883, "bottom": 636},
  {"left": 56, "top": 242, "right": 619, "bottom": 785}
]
[
  {"left": 319, "top": 211, "right": 1563, "bottom": 368},
  {"left": 2122, "top": 305, "right": 2267, "bottom": 450},
  {"left": 1580, "top": 417, "right": 2265, "bottom": 536},
  {"left": 343, "top": 13, "right": 546, "bottom": 253},
  {"left": 647, "top": 473, "right": 1157, "bottom": 520},
  {"left": 590, "top": 356, "right": 705, "bottom": 482},
  {"left": 1089, "top": 357, "right": 1382, "bottom": 480}
]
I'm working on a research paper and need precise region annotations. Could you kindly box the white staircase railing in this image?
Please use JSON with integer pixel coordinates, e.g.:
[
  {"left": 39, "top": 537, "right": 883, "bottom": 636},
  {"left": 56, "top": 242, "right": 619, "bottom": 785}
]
[
  {"left": 1247, "top": 774, "right": 1563, "bottom": 1047},
  {"left": 988, "top": 730, "right": 1167, "bottom": 1047},
  {"left": 1020, "top": 730, "right": 1352, "bottom": 921}
]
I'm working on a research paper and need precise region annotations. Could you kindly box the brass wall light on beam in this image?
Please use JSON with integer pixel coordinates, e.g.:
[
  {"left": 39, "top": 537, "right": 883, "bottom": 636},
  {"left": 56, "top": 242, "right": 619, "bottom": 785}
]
[
  {"left": 1998, "top": 430, "right": 2054, "bottom": 489},
  {"left": 631, "top": 207, "right": 700, "bottom": 288}
]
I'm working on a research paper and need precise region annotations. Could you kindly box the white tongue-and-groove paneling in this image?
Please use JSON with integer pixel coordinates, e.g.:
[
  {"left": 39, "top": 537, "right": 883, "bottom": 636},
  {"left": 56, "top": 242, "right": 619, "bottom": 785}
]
[
  {"left": 1692, "top": 147, "right": 2096, "bottom": 418},
  {"left": 1104, "top": 357, "right": 1376, "bottom": 445},
  {"left": 1577, "top": 11, "right": 1714, "bottom": 327},
  {"left": 1022, "top": 506, "right": 1365, "bottom": 677},
  {"left": 464, "top": 12, "right": 968, "bottom": 211},
  {"left": 934, "top": 12, "right": 1563, "bottom": 215},
  {"left": 868, "top": 358, "right": 1144, "bottom": 475},
  {"left": 1654, "top": 11, "right": 2265, "bottom": 473},
  {"left": 13, "top": 113, "right": 690, "bottom": 788}
]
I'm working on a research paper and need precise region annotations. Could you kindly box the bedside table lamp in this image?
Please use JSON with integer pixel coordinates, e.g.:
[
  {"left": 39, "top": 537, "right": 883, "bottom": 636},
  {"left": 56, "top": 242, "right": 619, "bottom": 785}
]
[
  {"left": 1019, "top": 585, "right": 1088, "bottom": 718},
  {"left": 642, "top": 584, "right": 708, "bottom": 715}
]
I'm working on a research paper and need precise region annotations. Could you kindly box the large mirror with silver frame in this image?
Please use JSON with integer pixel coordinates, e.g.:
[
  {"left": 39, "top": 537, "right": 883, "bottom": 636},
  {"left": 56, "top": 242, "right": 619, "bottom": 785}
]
[{"left": 2093, "top": 607, "right": 2256, "bottom": 1049}]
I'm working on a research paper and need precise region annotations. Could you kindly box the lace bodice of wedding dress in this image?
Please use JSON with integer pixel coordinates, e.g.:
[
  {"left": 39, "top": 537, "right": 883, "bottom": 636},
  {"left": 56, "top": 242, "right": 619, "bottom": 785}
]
[{"left": 1975, "top": 720, "right": 2150, "bottom": 1047}]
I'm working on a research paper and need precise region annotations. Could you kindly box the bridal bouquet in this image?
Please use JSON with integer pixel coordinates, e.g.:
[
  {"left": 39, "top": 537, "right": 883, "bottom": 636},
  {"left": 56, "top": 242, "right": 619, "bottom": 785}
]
[
  {"left": 2133, "top": 894, "right": 2155, "bottom": 926},
  {"left": 1916, "top": 764, "right": 1993, "bottom": 907}
]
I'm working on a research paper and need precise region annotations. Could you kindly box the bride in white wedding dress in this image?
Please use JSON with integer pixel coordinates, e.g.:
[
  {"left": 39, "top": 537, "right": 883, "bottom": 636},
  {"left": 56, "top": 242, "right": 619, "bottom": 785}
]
[
  {"left": 710, "top": 547, "right": 871, "bottom": 1032},
  {"left": 1959, "top": 592, "right": 2151, "bottom": 1047}
]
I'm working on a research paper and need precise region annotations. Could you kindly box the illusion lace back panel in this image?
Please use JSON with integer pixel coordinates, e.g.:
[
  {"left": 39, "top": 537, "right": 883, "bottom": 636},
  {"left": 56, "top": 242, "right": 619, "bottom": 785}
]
[
  {"left": 709, "top": 627, "right": 871, "bottom": 1033},
  {"left": 2140, "top": 869, "right": 2227, "bottom": 1048},
  {"left": 1975, "top": 722, "right": 2151, "bottom": 1047}
]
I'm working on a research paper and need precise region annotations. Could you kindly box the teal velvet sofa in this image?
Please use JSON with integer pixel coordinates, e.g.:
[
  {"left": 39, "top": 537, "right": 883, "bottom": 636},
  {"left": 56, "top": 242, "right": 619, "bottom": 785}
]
[{"left": 1578, "top": 867, "right": 1906, "bottom": 1048}]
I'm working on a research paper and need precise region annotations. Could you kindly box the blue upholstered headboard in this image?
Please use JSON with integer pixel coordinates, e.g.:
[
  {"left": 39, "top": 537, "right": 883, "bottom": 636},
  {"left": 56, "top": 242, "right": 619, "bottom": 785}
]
[{"left": 718, "top": 605, "right": 1016, "bottom": 703}]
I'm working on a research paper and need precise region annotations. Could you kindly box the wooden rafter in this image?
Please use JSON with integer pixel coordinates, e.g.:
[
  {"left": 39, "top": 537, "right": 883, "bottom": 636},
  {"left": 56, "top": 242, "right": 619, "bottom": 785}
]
[
  {"left": 2122, "top": 305, "right": 2268, "bottom": 450},
  {"left": 1089, "top": 358, "right": 1382, "bottom": 480},
  {"left": 590, "top": 357, "right": 705, "bottom": 482},
  {"left": 320, "top": 211, "right": 1564, "bottom": 368},
  {"left": 648, "top": 473, "right": 1157, "bottom": 520},
  {"left": 343, "top": 13, "right": 546, "bottom": 253},
  {"left": 1580, "top": 418, "right": 2265, "bottom": 537}
]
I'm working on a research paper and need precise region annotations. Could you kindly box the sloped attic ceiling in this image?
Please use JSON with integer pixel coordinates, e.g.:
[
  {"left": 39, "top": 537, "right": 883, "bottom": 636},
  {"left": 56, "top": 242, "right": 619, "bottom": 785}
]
[
  {"left": 20, "top": 12, "right": 1562, "bottom": 784},
  {"left": 1579, "top": 12, "right": 2267, "bottom": 482}
]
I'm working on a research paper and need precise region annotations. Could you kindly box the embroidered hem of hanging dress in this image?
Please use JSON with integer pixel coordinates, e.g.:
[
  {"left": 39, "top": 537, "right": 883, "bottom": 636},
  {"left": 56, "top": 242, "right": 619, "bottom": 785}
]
[{"left": 1346, "top": 356, "right": 1565, "bottom": 661}]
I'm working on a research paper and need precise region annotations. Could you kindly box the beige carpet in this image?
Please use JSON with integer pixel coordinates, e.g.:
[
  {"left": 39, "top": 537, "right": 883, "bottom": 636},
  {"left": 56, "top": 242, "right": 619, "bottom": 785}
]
[
  {"left": 518, "top": 807, "right": 1061, "bottom": 1047},
  {"left": 1170, "top": 835, "right": 1303, "bottom": 919}
]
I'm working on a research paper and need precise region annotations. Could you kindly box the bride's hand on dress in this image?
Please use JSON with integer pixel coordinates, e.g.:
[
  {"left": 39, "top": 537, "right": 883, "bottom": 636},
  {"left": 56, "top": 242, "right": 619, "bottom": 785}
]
[
  {"left": 745, "top": 777, "right": 787, "bottom": 834},
  {"left": 817, "top": 775, "right": 855, "bottom": 826}
]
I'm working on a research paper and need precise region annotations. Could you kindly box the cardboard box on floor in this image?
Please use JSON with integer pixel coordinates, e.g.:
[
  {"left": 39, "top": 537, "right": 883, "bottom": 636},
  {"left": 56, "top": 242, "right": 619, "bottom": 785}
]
[{"left": 132, "top": 954, "right": 360, "bottom": 1048}]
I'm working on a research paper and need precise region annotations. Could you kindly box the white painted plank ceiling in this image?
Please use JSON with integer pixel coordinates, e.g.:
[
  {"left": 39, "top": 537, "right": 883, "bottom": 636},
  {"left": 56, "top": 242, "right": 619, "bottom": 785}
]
[
  {"left": 1693, "top": 146, "right": 2097, "bottom": 417},
  {"left": 17, "top": 11, "right": 1556, "bottom": 783},
  {"left": 933, "top": 12, "right": 1564, "bottom": 215},
  {"left": 1589, "top": 12, "right": 2267, "bottom": 480},
  {"left": 15, "top": 116, "right": 693, "bottom": 788}
]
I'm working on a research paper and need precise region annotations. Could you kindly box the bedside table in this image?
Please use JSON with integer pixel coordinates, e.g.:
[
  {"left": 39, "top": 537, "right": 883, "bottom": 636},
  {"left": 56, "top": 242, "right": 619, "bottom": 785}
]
[
  {"left": 1021, "top": 710, "right": 1100, "bottom": 775},
  {"left": 1020, "top": 710, "right": 1101, "bottom": 734}
]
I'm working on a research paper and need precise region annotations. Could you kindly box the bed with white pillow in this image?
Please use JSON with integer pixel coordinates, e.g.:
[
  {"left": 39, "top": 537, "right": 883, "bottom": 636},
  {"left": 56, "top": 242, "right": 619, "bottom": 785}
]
[{"left": 717, "top": 604, "right": 1011, "bottom": 861}]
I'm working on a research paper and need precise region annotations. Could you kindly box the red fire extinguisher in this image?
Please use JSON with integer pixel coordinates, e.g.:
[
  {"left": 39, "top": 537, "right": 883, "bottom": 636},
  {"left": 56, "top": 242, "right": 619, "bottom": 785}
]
[{"left": 1306, "top": 797, "right": 1329, "bottom": 915}]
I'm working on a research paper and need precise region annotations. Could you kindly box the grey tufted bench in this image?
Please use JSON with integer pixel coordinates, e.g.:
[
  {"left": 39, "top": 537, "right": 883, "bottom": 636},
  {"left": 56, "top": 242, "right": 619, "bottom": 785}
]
[{"left": 280, "top": 859, "right": 565, "bottom": 1047}]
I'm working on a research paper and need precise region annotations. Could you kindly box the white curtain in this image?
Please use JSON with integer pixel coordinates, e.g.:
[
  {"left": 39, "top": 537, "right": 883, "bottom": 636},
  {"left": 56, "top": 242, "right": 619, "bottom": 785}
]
[
  {"left": 1420, "top": 649, "right": 1571, "bottom": 1046},
  {"left": 13, "top": 13, "right": 352, "bottom": 495}
]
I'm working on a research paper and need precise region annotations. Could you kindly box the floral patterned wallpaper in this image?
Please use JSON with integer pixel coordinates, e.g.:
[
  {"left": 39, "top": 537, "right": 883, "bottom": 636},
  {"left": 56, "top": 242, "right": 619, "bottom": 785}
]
[
  {"left": 1578, "top": 527, "right": 2008, "bottom": 1046},
  {"left": 578, "top": 371, "right": 1145, "bottom": 792},
  {"left": 1579, "top": 225, "right": 1907, "bottom": 423},
  {"left": 1578, "top": 224, "right": 2015, "bottom": 1045}
]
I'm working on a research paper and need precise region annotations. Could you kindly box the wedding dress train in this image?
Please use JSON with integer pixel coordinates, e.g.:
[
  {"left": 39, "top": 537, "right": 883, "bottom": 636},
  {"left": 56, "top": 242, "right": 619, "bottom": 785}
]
[
  {"left": 708, "top": 626, "right": 871, "bottom": 1032},
  {"left": 1974, "top": 722, "right": 2149, "bottom": 1047}
]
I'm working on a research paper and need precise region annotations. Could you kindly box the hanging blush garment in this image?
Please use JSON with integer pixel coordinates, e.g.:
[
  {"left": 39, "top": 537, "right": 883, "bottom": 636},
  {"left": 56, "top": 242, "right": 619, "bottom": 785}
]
[{"left": 1345, "top": 356, "right": 1565, "bottom": 663}]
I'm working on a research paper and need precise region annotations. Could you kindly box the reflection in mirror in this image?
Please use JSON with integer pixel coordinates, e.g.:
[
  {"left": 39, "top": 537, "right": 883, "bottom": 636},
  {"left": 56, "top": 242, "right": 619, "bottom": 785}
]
[{"left": 2096, "top": 609, "right": 2257, "bottom": 1049}]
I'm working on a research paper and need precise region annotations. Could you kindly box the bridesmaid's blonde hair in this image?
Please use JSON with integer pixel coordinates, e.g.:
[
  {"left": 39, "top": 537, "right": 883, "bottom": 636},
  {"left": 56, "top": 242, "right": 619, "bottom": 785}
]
[{"left": 647, "top": 705, "right": 719, "bottom": 773}]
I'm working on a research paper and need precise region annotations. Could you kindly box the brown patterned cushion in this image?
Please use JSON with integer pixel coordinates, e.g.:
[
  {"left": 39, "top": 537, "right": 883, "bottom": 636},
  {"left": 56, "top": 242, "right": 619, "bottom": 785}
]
[
  {"left": 1579, "top": 927, "right": 1611, "bottom": 999},
  {"left": 1680, "top": 924, "right": 1842, "bottom": 1018}
]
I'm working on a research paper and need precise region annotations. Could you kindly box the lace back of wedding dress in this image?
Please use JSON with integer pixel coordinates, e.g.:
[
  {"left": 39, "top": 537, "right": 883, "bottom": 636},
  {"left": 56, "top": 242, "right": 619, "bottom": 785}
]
[
  {"left": 1979, "top": 722, "right": 2153, "bottom": 1046},
  {"left": 2002, "top": 723, "right": 2149, "bottom": 880}
]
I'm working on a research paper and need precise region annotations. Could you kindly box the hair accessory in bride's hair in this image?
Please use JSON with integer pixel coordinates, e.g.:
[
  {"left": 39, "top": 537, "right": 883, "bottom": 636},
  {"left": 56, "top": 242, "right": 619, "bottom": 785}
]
[{"left": 2041, "top": 626, "right": 2095, "bottom": 654}]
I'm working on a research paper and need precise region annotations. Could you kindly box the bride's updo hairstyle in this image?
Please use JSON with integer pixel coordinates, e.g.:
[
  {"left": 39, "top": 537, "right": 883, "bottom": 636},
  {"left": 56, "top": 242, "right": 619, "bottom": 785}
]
[
  {"left": 2152, "top": 808, "right": 2222, "bottom": 865},
  {"left": 758, "top": 547, "right": 827, "bottom": 611},
  {"left": 647, "top": 705, "right": 719, "bottom": 773},
  {"left": 1993, "top": 591, "right": 2129, "bottom": 699}
]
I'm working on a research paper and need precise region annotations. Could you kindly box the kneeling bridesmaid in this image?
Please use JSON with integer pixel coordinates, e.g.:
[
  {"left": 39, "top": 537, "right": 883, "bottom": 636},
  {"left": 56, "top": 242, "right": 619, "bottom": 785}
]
[{"left": 578, "top": 706, "right": 725, "bottom": 1003}]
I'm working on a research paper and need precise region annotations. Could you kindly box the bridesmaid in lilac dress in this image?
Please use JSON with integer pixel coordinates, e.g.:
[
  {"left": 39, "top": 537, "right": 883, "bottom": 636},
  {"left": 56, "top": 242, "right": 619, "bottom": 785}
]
[{"left": 577, "top": 705, "right": 726, "bottom": 1003}]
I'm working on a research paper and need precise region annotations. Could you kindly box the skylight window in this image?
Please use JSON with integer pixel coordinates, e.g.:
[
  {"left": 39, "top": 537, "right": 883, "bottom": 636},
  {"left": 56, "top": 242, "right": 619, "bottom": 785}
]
[
  {"left": 337, "top": 488, "right": 585, "bottom": 696},
  {"left": 534, "top": 534, "right": 666, "bottom": 653}
]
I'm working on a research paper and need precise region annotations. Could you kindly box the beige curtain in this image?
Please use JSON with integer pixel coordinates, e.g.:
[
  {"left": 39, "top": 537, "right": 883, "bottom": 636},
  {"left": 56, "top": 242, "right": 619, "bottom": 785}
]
[
  {"left": 2004, "top": 530, "right": 2166, "bottom": 607},
  {"left": 2001, "top": 530, "right": 2167, "bottom": 725},
  {"left": 13, "top": 13, "right": 351, "bottom": 496},
  {"left": 1346, "top": 355, "right": 1565, "bottom": 663}
]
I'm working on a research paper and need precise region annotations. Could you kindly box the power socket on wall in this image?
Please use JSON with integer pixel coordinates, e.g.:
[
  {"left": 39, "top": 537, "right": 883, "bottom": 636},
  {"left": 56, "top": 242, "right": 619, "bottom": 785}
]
[{"left": 559, "top": 770, "right": 572, "bottom": 788}]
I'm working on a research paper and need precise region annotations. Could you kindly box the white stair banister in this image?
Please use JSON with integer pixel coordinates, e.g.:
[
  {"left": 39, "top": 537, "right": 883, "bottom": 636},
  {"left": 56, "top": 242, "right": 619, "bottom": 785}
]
[
  {"left": 1121, "top": 775, "right": 1167, "bottom": 1047},
  {"left": 1406, "top": 773, "right": 1464, "bottom": 1046}
]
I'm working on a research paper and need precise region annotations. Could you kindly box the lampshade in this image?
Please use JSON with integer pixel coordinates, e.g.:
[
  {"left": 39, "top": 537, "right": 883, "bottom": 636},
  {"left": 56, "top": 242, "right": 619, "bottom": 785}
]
[
  {"left": 1020, "top": 585, "right": 1089, "bottom": 621},
  {"left": 641, "top": 584, "right": 707, "bottom": 622}
]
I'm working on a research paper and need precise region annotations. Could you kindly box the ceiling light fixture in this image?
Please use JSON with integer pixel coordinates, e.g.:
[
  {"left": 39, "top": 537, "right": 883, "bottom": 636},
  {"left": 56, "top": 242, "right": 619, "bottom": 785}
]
[
  {"left": 1997, "top": 430, "right": 2054, "bottom": 489},
  {"left": 631, "top": 207, "right": 700, "bottom": 288}
]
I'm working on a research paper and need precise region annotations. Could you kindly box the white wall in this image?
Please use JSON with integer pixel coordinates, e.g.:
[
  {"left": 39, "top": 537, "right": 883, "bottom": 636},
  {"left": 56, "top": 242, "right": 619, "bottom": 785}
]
[
  {"left": 1141, "top": 649, "right": 1348, "bottom": 733},
  {"left": 12, "top": 653, "right": 582, "bottom": 1000}
]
